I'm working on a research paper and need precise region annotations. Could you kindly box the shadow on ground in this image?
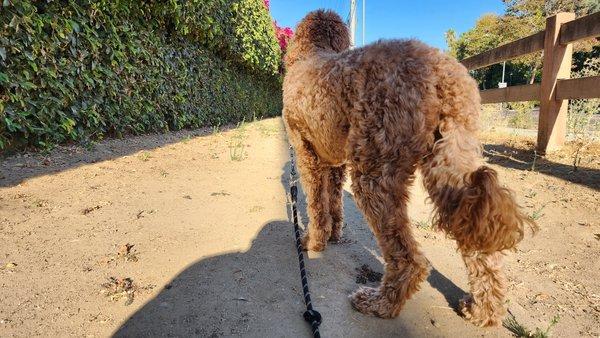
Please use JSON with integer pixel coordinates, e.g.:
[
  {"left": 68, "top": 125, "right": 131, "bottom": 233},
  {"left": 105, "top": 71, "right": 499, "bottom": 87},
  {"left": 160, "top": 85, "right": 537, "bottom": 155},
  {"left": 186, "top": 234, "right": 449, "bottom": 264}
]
[
  {"left": 483, "top": 143, "right": 599, "bottom": 191},
  {"left": 0, "top": 124, "right": 237, "bottom": 188},
  {"left": 114, "top": 220, "right": 311, "bottom": 337},
  {"left": 114, "top": 161, "right": 468, "bottom": 337}
]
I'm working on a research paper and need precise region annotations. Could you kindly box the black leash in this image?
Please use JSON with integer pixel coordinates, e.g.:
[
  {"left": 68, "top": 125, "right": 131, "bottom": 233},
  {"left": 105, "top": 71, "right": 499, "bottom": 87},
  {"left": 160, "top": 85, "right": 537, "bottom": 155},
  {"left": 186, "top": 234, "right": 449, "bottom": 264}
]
[{"left": 288, "top": 146, "right": 322, "bottom": 338}]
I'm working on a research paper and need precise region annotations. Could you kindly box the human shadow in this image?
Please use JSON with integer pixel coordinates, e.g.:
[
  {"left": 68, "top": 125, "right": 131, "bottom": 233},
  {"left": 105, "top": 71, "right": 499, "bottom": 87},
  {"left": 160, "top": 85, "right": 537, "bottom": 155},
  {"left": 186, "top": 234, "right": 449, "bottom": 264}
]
[
  {"left": 114, "top": 221, "right": 312, "bottom": 337},
  {"left": 483, "top": 143, "right": 600, "bottom": 191},
  {"left": 114, "top": 159, "right": 467, "bottom": 337},
  {"left": 0, "top": 124, "right": 237, "bottom": 188}
]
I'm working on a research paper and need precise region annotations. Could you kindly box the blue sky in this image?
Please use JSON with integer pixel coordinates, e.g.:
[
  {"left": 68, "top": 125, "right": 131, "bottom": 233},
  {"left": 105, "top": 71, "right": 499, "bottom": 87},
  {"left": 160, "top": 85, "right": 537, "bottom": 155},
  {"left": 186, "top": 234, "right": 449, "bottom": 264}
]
[{"left": 270, "top": 0, "right": 506, "bottom": 50}]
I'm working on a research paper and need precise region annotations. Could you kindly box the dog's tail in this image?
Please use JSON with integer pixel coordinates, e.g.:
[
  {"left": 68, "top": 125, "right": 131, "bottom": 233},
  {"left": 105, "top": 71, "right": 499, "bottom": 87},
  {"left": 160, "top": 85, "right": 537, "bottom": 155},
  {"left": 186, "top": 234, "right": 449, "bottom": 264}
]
[{"left": 420, "top": 119, "right": 537, "bottom": 254}]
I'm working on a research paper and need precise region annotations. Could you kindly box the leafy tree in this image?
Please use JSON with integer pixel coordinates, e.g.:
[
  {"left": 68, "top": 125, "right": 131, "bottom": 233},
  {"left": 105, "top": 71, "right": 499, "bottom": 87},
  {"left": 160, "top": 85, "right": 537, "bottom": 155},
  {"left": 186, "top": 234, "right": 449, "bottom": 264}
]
[{"left": 446, "top": 0, "right": 599, "bottom": 89}]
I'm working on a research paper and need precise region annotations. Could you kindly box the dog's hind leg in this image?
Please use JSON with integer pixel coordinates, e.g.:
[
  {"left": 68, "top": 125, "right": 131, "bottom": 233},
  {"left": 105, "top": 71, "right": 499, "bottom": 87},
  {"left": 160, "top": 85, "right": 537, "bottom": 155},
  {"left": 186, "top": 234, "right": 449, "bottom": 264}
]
[
  {"left": 420, "top": 114, "right": 535, "bottom": 326},
  {"left": 293, "top": 138, "right": 334, "bottom": 252},
  {"left": 348, "top": 160, "right": 430, "bottom": 318},
  {"left": 458, "top": 250, "right": 506, "bottom": 327},
  {"left": 327, "top": 165, "right": 346, "bottom": 242}
]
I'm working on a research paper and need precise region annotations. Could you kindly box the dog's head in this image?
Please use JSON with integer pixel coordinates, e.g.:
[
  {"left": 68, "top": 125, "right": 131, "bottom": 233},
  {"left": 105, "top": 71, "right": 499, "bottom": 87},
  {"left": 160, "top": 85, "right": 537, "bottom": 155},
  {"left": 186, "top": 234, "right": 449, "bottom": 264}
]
[{"left": 285, "top": 10, "right": 350, "bottom": 68}]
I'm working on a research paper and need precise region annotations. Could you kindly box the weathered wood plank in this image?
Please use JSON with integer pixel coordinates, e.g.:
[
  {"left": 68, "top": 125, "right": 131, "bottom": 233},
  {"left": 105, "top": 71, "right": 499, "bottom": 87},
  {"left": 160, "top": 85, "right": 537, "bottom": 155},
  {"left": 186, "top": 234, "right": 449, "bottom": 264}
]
[
  {"left": 556, "top": 76, "right": 600, "bottom": 100},
  {"left": 559, "top": 11, "right": 600, "bottom": 44},
  {"left": 537, "top": 13, "right": 575, "bottom": 154},
  {"left": 461, "top": 31, "right": 545, "bottom": 70},
  {"left": 479, "top": 84, "right": 540, "bottom": 104}
]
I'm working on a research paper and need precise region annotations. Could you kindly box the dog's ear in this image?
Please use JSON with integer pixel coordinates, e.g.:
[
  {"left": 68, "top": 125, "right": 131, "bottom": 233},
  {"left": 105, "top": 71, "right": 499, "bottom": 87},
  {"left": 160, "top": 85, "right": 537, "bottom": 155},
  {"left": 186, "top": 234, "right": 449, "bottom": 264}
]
[{"left": 285, "top": 10, "right": 350, "bottom": 68}]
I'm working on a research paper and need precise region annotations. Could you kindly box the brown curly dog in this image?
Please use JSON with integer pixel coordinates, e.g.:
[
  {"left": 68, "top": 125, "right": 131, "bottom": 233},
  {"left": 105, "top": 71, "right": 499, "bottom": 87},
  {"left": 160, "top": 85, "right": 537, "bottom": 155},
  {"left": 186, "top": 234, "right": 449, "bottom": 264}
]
[{"left": 282, "top": 10, "right": 537, "bottom": 327}]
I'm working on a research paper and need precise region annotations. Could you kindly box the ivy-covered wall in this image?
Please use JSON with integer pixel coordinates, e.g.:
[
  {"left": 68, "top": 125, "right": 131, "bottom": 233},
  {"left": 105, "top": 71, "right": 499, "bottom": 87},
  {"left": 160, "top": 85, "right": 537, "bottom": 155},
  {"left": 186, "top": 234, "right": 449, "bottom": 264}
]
[
  {"left": 0, "top": 0, "right": 282, "bottom": 150},
  {"left": 149, "top": 0, "right": 282, "bottom": 75}
]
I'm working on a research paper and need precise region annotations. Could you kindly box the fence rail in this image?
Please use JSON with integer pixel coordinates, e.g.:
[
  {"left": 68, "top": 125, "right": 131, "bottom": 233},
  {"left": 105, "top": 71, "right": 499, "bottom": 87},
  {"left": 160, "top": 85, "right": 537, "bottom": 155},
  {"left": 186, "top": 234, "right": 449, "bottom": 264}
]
[
  {"left": 479, "top": 83, "right": 540, "bottom": 104},
  {"left": 556, "top": 75, "right": 600, "bottom": 100},
  {"left": 460, "top": 11, "right": 600, "bottom": 153},
  {"left": 461, "top": 31, "right": 545, "bottom": 71},
  {"left": 560, "top": 11, "right": 600, "bottom": 44}
]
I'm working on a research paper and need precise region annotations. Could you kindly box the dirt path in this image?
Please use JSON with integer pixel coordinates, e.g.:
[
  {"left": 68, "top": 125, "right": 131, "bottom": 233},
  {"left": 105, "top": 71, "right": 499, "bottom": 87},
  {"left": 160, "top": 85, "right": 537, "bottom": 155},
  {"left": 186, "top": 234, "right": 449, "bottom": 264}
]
[{"left": 0, "top": 118, "right": 598, "bottom": 337}]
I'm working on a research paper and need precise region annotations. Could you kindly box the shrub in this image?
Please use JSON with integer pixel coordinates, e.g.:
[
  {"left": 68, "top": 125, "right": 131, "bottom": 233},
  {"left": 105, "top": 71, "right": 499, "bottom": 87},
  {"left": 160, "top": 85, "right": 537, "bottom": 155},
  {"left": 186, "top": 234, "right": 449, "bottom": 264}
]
[
  {"left": 0, "top": 0, "right": 282, "bottom": 150},
  {"left": 274, "top": 22, "right": 294, "bottom": 54},
  {"left": 508, "top": 102, "right": 536, "bottom": 129},
  {"left": 149, "top": 0, "right": 281, "bottom": 75},
  {"left": 568, "top": 57, "right": 600, "bottom": 139}
]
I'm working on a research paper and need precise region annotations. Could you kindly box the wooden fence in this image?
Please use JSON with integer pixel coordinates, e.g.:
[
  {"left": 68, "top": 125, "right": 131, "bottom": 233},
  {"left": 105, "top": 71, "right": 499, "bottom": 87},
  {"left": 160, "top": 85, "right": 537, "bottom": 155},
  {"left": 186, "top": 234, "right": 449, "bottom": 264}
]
[{"left": 460, "top": 11, "right": 600, "bottom": 153}]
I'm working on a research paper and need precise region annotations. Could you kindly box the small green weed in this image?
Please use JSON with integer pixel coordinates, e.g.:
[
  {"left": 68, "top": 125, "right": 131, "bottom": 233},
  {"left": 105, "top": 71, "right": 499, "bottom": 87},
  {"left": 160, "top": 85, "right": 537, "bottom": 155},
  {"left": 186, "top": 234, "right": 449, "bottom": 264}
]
[
  {"left": 138, "top": 151, "right": 151, "bottom": 162},
  {"left": 257, "top": 122, "right": 279, "bottom": 137},
  {"left": 229, "top": 141, "right": 246, "bottom": 161},
  {"left": 530, "top": 204, "right": 546, "bottom": 221},
  {"left": 415, "top": 219, "right": 432, "bottom": 230},
  {"left": 248, "top": 205, "right": 264, "bottom": 213},
  {"left": 503, "top": 311, "right": 559, "bottom": 338},
  {"left": 525, "top": 190, "right": 537, "bottom": 199},
  {"left": 228, "top": 121, "right": 248, "bottom": 161}
]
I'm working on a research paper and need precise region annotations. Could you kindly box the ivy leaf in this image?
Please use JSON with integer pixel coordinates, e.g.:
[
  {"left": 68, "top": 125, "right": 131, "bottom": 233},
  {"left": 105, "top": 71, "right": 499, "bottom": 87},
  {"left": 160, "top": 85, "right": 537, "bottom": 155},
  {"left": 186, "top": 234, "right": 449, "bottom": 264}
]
[
  {"left": 20, "top": 81, "right": 37, "bottom": 90},
  {"left": 0, "top": 72, "right": 7, "bottom": 84},
  {"left": 70, "top": 20, "right": 80, "bottom": 33}
]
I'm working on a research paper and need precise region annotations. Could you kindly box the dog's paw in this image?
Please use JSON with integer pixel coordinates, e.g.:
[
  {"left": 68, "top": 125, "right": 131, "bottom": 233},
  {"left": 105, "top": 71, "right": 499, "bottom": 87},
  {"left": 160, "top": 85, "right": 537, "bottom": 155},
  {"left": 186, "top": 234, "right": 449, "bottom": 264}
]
[
  {"left": 349, "top": 287, "right": 397, "bottom": 318},
  {"left": 328, "top": 229, "right": 343, "bottom": 243},
  {"left": 329, "top": 222, "right": 343, "bottom": 243},
  {"left": 301, "top": 233, "right": 326, "bottom": 252},
  {"left": 459, "top": 294, "right": 502, "bottom": 327}
]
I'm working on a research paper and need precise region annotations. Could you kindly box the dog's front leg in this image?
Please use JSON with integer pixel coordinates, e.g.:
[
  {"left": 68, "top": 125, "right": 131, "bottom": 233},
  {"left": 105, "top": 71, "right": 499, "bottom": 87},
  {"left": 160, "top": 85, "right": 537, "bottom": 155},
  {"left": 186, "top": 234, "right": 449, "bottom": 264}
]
[{"left": 327, "top": 165, "right": 346, "bottom": 242}]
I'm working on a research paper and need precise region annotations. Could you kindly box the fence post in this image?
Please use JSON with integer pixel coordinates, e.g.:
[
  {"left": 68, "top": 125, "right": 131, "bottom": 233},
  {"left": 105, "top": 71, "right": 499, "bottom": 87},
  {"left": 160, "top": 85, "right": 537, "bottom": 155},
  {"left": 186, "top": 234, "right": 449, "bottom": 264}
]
[{"left": 536, "top": 12, "right": 575, "bottom": 154}]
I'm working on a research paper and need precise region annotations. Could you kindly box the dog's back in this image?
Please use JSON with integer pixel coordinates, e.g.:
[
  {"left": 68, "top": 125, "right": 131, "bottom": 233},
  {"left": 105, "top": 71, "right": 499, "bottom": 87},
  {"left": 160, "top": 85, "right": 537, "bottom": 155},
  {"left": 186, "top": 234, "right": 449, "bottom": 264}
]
[{"left": 284, "top": 26, "right": 477, "bottom": 166}]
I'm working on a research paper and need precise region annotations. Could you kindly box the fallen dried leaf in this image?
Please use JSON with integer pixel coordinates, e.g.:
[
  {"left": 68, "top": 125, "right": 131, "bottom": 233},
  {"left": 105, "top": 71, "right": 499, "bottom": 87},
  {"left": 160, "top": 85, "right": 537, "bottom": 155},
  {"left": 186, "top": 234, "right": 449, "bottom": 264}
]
[{"left": 82, "top": 205, "right": 102, "bottom": 215}]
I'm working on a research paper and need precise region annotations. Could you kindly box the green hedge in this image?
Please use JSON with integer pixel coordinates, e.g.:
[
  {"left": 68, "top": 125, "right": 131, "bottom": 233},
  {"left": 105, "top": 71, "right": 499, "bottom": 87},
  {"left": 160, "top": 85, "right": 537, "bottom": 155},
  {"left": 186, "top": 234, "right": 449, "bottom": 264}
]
[
  {"left": 0, "top": 0, "right": 282, "bottom": 150},
  {"left": 149, "top": 0, "right": 282, "bottom": 75}
]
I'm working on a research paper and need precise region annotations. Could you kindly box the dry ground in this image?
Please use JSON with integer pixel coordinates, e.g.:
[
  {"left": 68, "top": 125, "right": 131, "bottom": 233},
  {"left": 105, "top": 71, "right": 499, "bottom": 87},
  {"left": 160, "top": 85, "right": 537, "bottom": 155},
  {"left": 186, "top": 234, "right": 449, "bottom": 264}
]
[{"left": 0, "top": 118, "right": 598, "bottom": 337}]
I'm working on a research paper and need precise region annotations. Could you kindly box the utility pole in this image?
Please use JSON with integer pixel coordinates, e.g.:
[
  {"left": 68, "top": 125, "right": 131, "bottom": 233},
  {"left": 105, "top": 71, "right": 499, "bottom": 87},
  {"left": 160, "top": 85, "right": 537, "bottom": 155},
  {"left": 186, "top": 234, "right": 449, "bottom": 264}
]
[
  {"left": 362, "top": 0, "right": 365, "bottom": 46},
  {"left": 349, "top": 0, "right": 357, "bottom": 48}
]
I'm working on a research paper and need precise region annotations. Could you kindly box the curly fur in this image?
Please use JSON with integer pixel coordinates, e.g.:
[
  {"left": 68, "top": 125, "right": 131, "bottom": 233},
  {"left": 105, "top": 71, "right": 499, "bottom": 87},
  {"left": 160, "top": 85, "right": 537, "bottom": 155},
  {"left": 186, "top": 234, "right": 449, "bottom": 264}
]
[{"left": 283, "top": 9, "right": 537, "bottom": 327}]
